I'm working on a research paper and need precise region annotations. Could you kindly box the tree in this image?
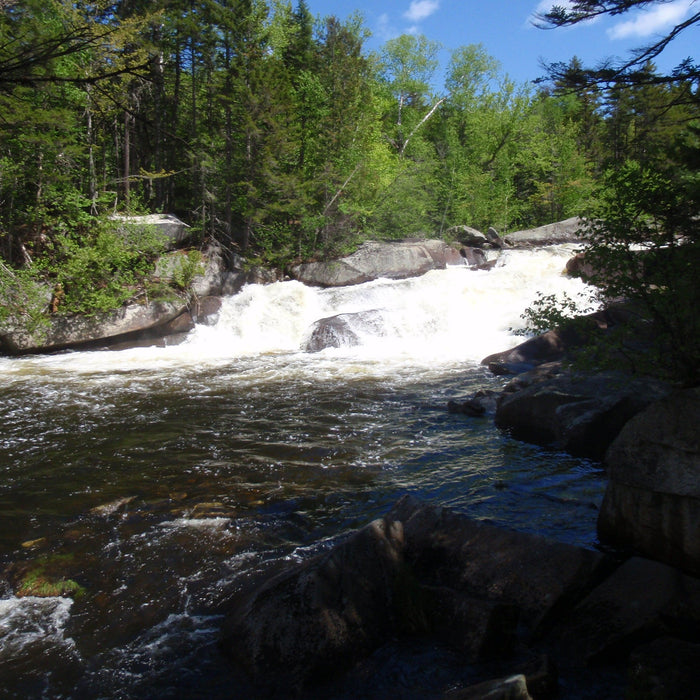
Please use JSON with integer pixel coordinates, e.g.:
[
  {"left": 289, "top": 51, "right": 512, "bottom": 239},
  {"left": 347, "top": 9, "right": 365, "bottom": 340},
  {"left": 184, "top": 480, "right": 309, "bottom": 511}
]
[
  {"left": 527, "top": 2, "right": 700, "bottom": 385},
  {"left": 535, "top": 1, "right": 700, "bottom": 90}
]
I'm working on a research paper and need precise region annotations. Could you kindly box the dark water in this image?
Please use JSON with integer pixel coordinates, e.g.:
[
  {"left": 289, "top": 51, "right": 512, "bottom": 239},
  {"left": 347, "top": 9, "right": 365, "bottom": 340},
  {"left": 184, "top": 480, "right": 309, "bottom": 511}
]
[{"left": 0, "top": 352, "right": 605, "bottom": 699}]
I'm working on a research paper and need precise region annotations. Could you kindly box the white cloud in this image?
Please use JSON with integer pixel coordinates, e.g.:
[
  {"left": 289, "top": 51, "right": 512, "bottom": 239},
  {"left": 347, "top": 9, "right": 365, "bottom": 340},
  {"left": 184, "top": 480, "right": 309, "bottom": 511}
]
[
  {"left": 607, "top": 0, "right": 696, "bottom": 39},
  {"left": 404, "top": 0, "right": 440, "bottom": 23}
]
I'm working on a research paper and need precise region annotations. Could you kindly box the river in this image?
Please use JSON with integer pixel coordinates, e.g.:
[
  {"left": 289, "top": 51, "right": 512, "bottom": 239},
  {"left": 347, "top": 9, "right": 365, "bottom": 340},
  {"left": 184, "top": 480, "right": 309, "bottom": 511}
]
[{"left": 0, "top": 245, "right": 603, "bottom": 698}]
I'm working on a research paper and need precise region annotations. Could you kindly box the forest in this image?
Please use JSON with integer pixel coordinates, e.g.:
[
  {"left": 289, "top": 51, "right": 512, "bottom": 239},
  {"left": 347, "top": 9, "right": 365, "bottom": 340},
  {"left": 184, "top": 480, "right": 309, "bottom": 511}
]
[{"left": 0, "top": 0, "right": 698, "bottom": 345}]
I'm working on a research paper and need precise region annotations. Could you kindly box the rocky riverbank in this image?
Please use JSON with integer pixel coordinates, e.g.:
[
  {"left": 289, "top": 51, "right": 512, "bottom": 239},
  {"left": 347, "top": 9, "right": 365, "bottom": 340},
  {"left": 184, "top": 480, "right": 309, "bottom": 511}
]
[{"left": 217, "top": 494, "right": 700, "bottom": 699}]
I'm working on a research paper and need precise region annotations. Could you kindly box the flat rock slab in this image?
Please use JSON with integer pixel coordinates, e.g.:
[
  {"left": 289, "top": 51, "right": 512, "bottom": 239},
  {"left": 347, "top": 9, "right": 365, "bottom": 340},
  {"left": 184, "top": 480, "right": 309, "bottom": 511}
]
[
  {"left": 289, "top": 239, "right": 464, "bottom": 287},
  {"left": 0, "top": 300, "right": 188, "bottom": 354}
]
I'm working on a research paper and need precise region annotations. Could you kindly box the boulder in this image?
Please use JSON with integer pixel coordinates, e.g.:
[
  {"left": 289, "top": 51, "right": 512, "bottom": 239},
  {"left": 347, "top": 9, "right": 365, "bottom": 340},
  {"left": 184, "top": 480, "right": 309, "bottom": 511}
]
[
  {"left": 218, "top": 496, "right": 611, "bottom": 694},
  {"left": 304, "top": 310, "right": 385, "bottom": 352},
  {"left": 0, "top": 300, "right": 191, "bottom": 355},
  {"left": 481, "top": 306, "right": 636, "bottom": 376},
  {"left": 598, "top": 387, "right": 700, "bottom": 575},
  {"left": 446, "top": 225, "right": 490, "bottom": 248},
  {"left": 110, "top": 213, "right": 190, "bottom": 248},
  {"left": 494, "top": 371, "right": 670, "bottom": 460},
  {"left": 503, "top": 217, "right": 583, "bottom": 248},
  {"left": 486, "top": 226, "right": 507, "bottom": 249},
  {"left": 553, "top": 556, "right": 700, "bottom": 663},
  {"left": 219, "top": 518, "right": 406, "bottom": 694},
  {"left": 388, "top": 496, "right": 611, "bottom": 633},
  {"left": 288, "top": 239, "right": 464, "bottom": 287}
]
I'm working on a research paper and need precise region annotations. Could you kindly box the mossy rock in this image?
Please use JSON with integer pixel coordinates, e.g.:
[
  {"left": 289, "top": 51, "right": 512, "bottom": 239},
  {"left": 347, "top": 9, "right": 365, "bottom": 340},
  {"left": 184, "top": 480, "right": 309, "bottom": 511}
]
[{"left": 8, "top": 553, "right": 86, "bottom": 599}]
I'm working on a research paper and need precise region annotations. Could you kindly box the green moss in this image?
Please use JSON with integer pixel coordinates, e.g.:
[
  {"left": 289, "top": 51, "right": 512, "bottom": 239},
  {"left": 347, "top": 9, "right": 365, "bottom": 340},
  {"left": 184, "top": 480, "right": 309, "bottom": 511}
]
[{"left": 14, "top": 553, "right": 86, "bottom": 599}]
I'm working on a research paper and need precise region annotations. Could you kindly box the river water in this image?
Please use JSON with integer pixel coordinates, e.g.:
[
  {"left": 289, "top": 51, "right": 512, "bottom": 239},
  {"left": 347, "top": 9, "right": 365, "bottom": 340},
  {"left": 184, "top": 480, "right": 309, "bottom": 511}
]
[{"left": 0, "top": 246, "right": 603, "bottom": 698}]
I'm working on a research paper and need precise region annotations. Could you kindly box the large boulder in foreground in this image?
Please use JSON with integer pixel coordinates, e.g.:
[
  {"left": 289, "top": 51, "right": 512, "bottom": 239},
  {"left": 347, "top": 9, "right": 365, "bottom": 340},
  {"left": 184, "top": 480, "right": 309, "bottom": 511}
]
[
  {"left": 288, "top": 239, "right": 464, "bottom": 287},
  {"left": 218, "top": 496, "right": 609, "bottom": 696},
  {"left": 220, "top": 518, "right": 406, "bottom": 694},
  {"left": 494, "top": 370, "right": 670, "bottom": 460},
  {"left": 598, "top": 386, "right": 700, "bottom": 576}
]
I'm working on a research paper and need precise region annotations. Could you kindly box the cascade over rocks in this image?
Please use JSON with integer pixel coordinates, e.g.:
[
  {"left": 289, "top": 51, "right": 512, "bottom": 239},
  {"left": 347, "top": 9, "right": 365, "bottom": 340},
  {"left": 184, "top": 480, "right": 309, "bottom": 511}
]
[
  {"left": 288, "top": 239, "right": 465, "bottom": 287},
  {"left": 218, "top": 495, "right": 700, "bottom": 698}
]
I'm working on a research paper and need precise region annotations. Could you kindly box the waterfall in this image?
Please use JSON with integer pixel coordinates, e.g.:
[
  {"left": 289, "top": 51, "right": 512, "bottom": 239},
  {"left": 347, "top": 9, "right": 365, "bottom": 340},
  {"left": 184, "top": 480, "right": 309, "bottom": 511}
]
[
  {"left": 186, "top": 244, "right": 589, "bottom": 364},
  {"left": 0, "top": 245, "right": 590, "bottom": 382}
]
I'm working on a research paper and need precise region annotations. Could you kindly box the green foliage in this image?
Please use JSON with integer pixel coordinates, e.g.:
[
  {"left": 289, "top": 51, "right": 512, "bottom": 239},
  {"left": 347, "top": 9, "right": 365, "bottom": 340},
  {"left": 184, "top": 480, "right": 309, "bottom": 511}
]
[
  {"left": 0, "top": 261, "right": 50, "bottom": 333},
  {"left": 580, "top": 159, "right": 700, "bottom": 384},
  {"left": 37, "top": 222, "right": 166, "bottom": 315},
  {"left": 170, "top": 250, "right": 205, "bottom": 291},
  {"left": 517, "top": 291, "right": 594, "bottom": 336},
  {"left": 14, "top": 553, "right": 86, "bottom": 599}
]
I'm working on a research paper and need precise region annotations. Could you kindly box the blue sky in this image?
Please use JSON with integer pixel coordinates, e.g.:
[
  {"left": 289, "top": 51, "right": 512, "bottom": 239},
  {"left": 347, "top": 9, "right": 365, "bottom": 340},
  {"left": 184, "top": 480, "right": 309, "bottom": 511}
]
[{"left": 305, "top": 0, "right": 699, "bottom": 88}]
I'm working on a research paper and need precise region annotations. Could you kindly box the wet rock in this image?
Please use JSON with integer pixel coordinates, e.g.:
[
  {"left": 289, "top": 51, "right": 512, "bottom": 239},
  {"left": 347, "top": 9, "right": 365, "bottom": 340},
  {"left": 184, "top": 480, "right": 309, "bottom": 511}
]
[
  {"left": 460, "top": 246, "right": 488, "bottom": 267},
  {"left": 89, "top": 496, "right": 136, "bottom": 518},
  {"left": 289, "top": 239, "right": 464, "bottom": 287},
  {"left": 447, "top": 389, "right": 500, "bottom": 416},
  {"left": 444, "top": 674, "right": 533, "bottom": 700},
  {"left": 494, "top": 371, "right": 670, "bottom": 460},
  {"left": 304, "top": 310, "right": 385, "bottom": 352},
  {"left": 190, "top": 295, "right": 222, "bottom": 326},
  {"left": 598, "top": 386, "right": 700, "bottom": 575}
]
